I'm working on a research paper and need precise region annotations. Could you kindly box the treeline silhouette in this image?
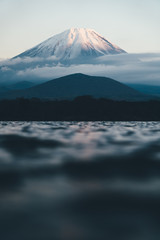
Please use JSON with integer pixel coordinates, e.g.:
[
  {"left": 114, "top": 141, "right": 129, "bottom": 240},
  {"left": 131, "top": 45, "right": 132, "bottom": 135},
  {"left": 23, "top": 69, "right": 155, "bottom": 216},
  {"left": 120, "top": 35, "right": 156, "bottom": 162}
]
[{"left": 0, "top": 96, "right": 160, "bottom": 121}]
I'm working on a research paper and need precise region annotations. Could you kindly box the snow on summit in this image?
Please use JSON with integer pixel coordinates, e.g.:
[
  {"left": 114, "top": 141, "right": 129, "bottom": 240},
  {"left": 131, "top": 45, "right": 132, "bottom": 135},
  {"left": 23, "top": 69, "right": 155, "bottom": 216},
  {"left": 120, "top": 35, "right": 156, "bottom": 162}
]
[{"left": 16, "top": 28, "right": 126, "bottom": 63}]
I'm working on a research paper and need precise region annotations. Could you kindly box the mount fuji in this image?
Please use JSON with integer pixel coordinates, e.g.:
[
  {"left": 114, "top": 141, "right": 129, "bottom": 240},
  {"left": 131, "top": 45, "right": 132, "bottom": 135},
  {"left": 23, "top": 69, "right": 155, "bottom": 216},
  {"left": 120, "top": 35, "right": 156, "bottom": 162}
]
[
  {"left": 15, "top": 28, "right": 126, "bottom": 64},
  {"left": 0, "top": 28, "right": 128, "bottom": 87}
]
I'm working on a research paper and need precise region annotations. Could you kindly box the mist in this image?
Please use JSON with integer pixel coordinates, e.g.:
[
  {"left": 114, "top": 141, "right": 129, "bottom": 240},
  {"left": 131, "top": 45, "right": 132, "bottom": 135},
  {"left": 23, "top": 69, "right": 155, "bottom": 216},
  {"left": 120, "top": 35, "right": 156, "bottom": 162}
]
[{"left": 0, "top": 53, "right": 160, "bottom": 86}]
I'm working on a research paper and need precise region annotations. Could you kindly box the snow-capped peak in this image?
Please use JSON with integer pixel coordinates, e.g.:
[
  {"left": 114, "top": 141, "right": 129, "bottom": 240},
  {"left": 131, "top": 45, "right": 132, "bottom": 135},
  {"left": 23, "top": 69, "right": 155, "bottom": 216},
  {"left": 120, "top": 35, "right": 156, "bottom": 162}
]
[{"left": 16, "top": 28, "right": 126, "bottom": 63}]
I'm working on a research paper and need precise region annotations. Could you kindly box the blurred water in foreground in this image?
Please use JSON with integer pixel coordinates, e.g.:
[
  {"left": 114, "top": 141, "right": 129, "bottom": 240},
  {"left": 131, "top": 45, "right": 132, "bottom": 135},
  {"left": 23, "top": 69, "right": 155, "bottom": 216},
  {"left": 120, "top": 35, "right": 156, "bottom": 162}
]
[{"left": 1, "top": 121, "right": 160, "bottom": 240}]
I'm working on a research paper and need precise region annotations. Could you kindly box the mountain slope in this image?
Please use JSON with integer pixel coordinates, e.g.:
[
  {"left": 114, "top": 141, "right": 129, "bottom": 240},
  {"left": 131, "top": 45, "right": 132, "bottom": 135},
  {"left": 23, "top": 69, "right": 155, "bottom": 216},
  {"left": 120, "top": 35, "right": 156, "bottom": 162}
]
[
  {"left": 2, "top": 73, "right": 148, "bottom": 101},
  {"left": 126, "top": 84, "right": 160, "bottom": 97},
  {"left": 15, "top": 28, "right": 126, "bottom": 64}
]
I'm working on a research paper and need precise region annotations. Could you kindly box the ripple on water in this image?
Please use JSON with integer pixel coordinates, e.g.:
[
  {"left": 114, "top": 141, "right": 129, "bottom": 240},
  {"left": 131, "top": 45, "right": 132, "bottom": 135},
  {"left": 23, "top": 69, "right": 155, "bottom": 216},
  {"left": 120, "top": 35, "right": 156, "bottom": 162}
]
[{"left": 0, "top": 121, "right": 160, "bottom": 240}]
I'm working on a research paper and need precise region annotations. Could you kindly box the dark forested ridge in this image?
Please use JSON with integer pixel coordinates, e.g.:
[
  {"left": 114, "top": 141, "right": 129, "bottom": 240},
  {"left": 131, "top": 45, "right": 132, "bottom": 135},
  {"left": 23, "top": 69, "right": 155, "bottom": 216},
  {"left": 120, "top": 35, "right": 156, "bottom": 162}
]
[
  {"left": 1, "top": 73, "right": 149, "bottom": 101},
  {"left": 0, "top": 96, "right": 160, "bottom": 121}
]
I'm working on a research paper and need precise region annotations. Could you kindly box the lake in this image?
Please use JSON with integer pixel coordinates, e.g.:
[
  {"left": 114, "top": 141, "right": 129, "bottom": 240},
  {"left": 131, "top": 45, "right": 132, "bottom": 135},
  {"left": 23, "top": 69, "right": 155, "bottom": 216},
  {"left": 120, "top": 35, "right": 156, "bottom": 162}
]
[{"left": 1, "top": 121, "right": 160, "bottom": 240}]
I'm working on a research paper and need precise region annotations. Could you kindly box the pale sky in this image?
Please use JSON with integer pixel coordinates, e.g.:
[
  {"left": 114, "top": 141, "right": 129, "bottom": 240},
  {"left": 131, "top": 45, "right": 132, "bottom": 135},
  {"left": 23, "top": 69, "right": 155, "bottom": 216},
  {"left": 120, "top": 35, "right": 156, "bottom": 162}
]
[{"left": 0, "top": 0, "right": 160, "bottom": 58}]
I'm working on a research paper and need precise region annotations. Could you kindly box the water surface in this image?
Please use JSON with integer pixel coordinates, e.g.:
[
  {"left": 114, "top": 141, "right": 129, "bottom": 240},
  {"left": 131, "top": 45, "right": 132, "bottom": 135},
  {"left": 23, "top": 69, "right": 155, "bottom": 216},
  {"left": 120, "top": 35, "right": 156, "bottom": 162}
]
[{"left": 1, "top": 121, "right": 160, "bottom": 240}]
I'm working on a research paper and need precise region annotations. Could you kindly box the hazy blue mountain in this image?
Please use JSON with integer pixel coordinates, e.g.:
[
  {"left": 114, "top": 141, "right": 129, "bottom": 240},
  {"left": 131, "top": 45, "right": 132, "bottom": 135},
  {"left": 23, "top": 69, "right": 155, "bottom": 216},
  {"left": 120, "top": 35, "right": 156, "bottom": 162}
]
[
  {"left": 1, "top": 73, "right": 149, "bottom": 101},
  {"left": 8, "top": 81, "right": 36, "bottom": 90},
  {"left": 127, "top": 84, "right": 160, "bottom": 97},
  {"left": 0, "top": 81, "right": 36, "bottom": 93},
  {"left": 0, "top": 86, "right": 10, "bottom": 93}
]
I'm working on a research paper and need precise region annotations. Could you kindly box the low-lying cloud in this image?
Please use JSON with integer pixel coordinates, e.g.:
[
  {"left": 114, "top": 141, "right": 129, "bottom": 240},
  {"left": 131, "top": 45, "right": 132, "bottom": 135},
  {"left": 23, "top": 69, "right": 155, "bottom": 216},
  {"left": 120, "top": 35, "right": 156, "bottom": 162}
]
[{"left": 0, "top": 53, "right": 160, "bottom": 86}]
